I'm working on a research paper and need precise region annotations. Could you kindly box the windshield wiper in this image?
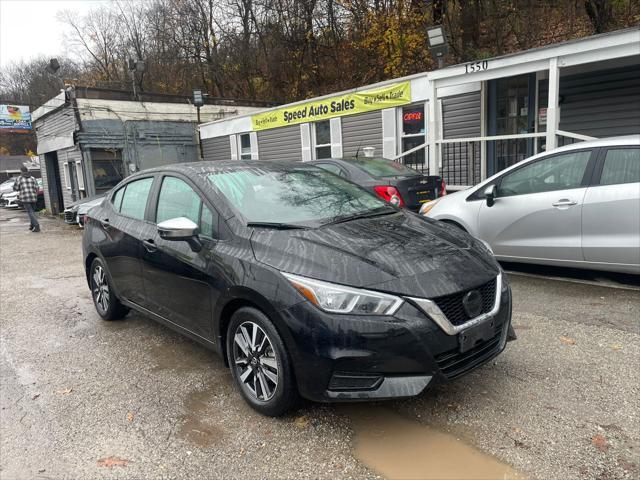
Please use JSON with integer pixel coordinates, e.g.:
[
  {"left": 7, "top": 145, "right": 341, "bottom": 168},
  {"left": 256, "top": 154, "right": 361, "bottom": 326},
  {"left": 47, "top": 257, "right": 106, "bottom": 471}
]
[
  {"left": 247, "top": 221, "right": 308, "bottom": 230},
  {"left": 322, "top": 207, "right": 397, "bottom": 226}
]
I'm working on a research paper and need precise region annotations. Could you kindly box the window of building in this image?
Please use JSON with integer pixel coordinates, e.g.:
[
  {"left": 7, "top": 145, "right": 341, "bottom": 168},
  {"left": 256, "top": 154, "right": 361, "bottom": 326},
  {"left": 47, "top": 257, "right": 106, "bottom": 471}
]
[
  {"left": 91, "top": 149, "right": 125, "bottom": 194},
  {"left": 119, "top": 177, "right": 154, "bottom": 220},
  {"left": 313, "top": 120, "right": 332, "bottom": 159},
  {"left": 600, "top": 148, "right": 639, "bottom": 185},
  {"left": 400, "top": 105, "right": 426, "bottom": 169},
  {"left": 239, "top": 134, "right": 252, "bottom": 160}
]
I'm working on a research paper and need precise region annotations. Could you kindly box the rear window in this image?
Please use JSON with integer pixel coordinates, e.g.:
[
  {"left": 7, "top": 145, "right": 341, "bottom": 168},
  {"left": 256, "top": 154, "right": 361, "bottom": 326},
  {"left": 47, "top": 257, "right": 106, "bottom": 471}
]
[
  {"left": 119, "top": 177, "right": 153, "bottom": 220},
  {"left": 347, "top": 157, "right": 420, "bottom": 178},
  {"left": 600, "top": 148, "right": 639, "bottom": 185}
]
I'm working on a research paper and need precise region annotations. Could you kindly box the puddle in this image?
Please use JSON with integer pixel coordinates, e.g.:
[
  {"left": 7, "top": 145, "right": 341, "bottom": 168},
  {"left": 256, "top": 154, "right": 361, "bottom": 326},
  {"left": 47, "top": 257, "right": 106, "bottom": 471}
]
[
  {"left": 147, "top": 342, "right": 212, "bottom": 372},
  {"left": 178, "top": 385, "right": 225, "bottom": 448},
  {"left": 342, "top": 405, "right": 524, "bottom": 480}
]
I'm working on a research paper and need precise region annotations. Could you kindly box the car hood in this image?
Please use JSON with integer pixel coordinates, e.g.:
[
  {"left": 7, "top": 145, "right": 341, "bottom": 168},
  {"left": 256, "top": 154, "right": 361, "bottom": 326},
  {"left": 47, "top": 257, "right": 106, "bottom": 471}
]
[
  {"left": 250, "top": 212, "right": 499, "bottom": 298},
  {"left": 67, "top": 195, "right": 105, "bottom": 211}
]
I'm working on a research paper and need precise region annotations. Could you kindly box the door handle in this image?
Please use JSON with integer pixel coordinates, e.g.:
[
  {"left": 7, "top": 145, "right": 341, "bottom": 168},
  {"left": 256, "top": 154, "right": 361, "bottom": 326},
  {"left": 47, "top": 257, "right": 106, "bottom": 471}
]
[
  {"left": 100, "top": 218, "right": 110, "bottom": 229},
  {"left": 552, "top": 199, "right": 577, "bottom": 208},
  {"left": 142, "top": 239, "right": 157, "bottom": 253}
]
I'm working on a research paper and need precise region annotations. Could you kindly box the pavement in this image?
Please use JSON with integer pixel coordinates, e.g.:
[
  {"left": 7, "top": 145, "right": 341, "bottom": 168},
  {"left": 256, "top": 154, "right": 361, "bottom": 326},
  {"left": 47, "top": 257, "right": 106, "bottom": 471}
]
[{"left": 1, "top": 207, "right": 638, "bottom": 480}]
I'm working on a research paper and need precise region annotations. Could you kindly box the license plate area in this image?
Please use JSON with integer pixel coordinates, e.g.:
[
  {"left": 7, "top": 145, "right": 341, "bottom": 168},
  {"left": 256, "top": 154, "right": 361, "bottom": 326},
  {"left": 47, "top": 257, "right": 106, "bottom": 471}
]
[{"left": 458, "top": 319, "right": 495, "bottom": 353}]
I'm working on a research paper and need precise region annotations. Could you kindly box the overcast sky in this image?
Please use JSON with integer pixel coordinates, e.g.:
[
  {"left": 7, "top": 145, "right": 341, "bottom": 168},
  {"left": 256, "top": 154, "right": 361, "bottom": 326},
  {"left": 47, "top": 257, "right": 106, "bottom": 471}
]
[{"left": 0, "top": 0, "right": 110, "bottom": 69}]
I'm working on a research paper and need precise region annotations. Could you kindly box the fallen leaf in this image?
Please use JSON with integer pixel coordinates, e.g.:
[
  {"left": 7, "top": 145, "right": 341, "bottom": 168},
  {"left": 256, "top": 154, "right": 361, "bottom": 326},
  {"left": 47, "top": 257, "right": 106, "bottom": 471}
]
[
  {"left": 97, "top": 456, "right": 130, "bottom": 468},
  {"left": 126, "top": 411, "right": 134, "bottom": 422},
  {"left": 31, "top": 393, "right": 40, "bottom": 400},
  {"left": 591, "top": 434, "right": 609, "bottom": 453},
  {"left": 610, "top": 344, "right": 623, "bottom": 351},
  {"left": 56, "top": 388, "right": 73, "bottom": 395},
  {"left": 294, "top": 415, "right": 309, "bottom": 428},
  {"left": 560, "top": 336, "right": 576, "bottom": 346}
]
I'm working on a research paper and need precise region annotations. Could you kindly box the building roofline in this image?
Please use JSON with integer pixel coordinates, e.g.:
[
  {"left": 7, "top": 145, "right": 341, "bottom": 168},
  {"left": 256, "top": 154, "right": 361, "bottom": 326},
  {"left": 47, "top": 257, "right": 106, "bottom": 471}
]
[{"left": 198, "top": 26, "right": 640, "bottom": 129}]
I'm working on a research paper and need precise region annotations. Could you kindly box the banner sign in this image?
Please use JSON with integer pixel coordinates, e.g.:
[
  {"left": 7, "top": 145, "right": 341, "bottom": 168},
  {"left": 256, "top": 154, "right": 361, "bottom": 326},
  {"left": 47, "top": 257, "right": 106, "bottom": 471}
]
[
  {"left": 252, "top": 81, "right": 411, "bottom": 131},
  {"left": 0, "top": 105, "right": 32, "bottom": 131}
]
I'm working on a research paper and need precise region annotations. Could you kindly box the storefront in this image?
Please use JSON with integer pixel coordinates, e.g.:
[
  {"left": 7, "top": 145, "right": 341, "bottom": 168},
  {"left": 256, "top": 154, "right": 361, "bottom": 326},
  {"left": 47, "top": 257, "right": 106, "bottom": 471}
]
[{"left": 200, "top": 27, "right": 639, "bottom": 189}]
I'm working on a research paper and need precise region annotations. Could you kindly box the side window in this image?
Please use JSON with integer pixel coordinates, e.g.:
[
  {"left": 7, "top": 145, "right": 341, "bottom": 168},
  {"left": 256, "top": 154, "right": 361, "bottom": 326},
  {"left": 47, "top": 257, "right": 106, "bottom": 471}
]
[
  {"left": 600, "top": 148, "right": 640, "bottom": 186},
  {"left": 315, "top": 163, "right": 345, "bottom": 177},
  {"left": 112, "top": 186, "right": 125, "bottom": 211},
  {"left": 200, "top": 204, "right": 216, "bottom": 237},
  {"left": 119, "top": 178, "right": 153, "bottom": 220},
  {"left": 156, "top": 177, "right": 201, "bottom": 225},
  {"left": 498, "top": 150, "right": 591, "bottom": 197}
]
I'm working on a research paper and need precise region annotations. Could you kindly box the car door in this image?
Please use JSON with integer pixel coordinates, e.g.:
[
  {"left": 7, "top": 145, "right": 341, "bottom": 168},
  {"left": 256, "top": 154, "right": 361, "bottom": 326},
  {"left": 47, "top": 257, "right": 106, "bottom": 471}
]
[
  {"left": 97, "top": 175, "right": 155, "bottom": 305},
  {"left": 139, "top": 174, "right": 219, "bottom": 339},
  {"left": 476, "top": 149, "right": 595, "bottom": 262},
  {"left": 582, "top": 146, "right": 640, "bottom": 268}
]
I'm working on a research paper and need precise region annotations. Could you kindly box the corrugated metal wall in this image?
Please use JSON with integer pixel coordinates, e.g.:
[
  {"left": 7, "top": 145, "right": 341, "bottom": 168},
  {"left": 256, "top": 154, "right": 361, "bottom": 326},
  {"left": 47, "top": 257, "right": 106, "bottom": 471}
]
[
  {"left": 257, "top": 125, "right": 302, "bottom": 162},
  {"left": 341, "top": 110, "right": 384, "bottom": 157},
  {"left": 440, "top": 91, "right": 482, "bottom": 185},
  {"left": 202, "top": 136, "right": 232, "bottom": 161},
  {"left": 539, "top": 63, "right": 640, "bottom": 140}
]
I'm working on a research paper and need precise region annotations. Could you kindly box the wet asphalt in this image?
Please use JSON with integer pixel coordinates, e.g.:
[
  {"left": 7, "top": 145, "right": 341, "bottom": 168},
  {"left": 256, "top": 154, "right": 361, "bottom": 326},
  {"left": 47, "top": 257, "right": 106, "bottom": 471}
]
[{"left": 0, "top": 208, "right": 638, "bottom": 480}]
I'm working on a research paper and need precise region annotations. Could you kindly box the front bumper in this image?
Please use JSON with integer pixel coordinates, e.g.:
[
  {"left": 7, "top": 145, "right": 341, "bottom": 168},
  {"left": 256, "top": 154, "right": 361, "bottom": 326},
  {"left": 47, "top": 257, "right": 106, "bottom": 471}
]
[{"left": 279, "top": 285, "right": 513, "bottom": 402}]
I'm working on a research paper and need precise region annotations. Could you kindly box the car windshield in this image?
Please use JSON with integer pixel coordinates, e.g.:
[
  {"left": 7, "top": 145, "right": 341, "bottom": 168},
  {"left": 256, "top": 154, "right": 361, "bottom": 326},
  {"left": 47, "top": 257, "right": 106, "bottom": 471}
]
[
  {"left": 346, "top": 157, "right": 421, "bottom": 178},
  {"left": 207, "top": 165, "right": 389, "bottom": 226}
]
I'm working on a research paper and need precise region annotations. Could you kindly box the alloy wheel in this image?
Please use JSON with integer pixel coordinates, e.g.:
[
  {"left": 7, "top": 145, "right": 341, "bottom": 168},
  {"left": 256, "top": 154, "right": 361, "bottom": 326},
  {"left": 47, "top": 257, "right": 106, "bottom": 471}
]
[
  {"left": 92, "top": 265, "right": 110, "bottom": 313},
  {"left": 232, "top": 321, "right": 279, "bottom": 401}
]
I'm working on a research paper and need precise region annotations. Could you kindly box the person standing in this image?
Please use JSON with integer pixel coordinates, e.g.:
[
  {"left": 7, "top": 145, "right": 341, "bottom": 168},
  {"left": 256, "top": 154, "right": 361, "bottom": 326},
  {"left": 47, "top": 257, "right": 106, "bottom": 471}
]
[{"left": 13, "top": 166, "right": 40, "bottom": 232}]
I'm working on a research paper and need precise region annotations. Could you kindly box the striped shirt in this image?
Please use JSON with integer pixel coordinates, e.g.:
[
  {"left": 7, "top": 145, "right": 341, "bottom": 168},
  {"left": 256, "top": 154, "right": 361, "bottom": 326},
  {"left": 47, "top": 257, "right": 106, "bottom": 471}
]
[{"left": 13, "top": 175, "right": 39, "bottom": 204}]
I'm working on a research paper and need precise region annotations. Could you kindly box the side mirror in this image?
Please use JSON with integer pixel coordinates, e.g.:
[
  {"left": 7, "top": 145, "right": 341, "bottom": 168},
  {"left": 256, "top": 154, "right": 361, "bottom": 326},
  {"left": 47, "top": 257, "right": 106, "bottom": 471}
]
[
  {"left": 157, "top": 217, "right": 202, "bottom": 252},
  {"left": 484, "top": 185, "right": 497, "bottom": 207}
]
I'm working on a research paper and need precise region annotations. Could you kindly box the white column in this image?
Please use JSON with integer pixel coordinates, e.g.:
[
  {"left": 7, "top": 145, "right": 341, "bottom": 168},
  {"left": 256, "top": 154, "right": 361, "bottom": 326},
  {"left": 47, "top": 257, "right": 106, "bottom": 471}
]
[
  {"left": 381, "top": 108, "right": 397, "bottom": 160},
  {"left": 329, "top": 117, "right": 343, "bottom": 158},
  {"left": 300, "top": 123, "right": 312, "bottom": 161},
  {"left": 229, "top": 134, "right": 238, "bottom": 160},
  {"left": 480, "top": 81, "right": 487, "bottom": 180},
  {"left": 427, "top": 80, "right": 439, "bottom": 174},
  {"left": 249, "top": 132, "right": 259, "bottom": 160},
  {"left": 546, "top": 57, "right": 560, "bottom": 151}
]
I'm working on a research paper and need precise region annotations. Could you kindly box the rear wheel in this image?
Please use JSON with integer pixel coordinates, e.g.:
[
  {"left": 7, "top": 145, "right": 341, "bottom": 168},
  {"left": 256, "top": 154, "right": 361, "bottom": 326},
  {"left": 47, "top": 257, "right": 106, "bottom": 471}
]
[
  {"left": 226, "top": 307, "right": 298, "bottom": 416},
  {"left": 90, "top": 258, "right": 129, "bottom": 321}
]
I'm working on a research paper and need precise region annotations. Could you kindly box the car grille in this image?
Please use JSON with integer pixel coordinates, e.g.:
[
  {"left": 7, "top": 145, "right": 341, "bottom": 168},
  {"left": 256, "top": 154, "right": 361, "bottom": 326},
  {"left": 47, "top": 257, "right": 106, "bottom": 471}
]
[
  {"left": 435, "top": 324, "right": 503, "bottom": 379},
  {"left": 64, "top": 210, "right": 76, "bottom": 223},
  {"left": 432, "top": 278, "right": 497, "bottom": 326}
]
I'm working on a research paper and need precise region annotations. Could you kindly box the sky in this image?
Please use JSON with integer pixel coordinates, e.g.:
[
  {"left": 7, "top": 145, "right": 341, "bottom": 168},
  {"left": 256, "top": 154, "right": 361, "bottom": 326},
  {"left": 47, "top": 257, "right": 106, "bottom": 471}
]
[{"left": 0, "top": 0, "right": 110, "bottom": 69}]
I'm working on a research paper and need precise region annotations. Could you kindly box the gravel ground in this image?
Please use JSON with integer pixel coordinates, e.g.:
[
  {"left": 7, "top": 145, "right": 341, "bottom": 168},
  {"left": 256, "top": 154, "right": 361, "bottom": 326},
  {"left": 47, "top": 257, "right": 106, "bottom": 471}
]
[{"left": 1, "top": 208, "right": 638, "bottom": 480}]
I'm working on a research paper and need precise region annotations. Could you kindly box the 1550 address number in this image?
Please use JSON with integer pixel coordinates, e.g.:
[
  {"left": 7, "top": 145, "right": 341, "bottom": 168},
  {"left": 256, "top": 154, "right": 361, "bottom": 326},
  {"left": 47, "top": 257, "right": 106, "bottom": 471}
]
[{"left": 465, "top": 60, "right": 488, "bottom": 74}]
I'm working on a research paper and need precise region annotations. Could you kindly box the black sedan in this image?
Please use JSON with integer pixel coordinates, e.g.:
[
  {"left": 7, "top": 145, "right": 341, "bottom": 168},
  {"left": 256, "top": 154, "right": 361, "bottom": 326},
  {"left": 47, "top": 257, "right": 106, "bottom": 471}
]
[
  {"left": 83, "top": 161, "right": 514, "bottom": 416},
  {"left": 309, "top": 156, "right": 445, "bottom": 211}
]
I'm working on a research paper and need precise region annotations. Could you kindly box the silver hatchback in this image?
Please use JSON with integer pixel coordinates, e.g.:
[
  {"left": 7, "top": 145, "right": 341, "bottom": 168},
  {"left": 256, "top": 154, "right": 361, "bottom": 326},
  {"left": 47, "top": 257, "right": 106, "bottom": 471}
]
[{"left": 421, "top": 135, "right": 640, "bottom": 274}]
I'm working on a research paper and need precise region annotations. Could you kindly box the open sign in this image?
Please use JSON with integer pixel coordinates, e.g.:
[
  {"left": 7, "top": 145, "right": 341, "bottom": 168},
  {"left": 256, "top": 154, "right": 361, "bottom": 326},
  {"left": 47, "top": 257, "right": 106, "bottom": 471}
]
[{"left": 403, "top": 111, "right": 423, "bottom": 122}]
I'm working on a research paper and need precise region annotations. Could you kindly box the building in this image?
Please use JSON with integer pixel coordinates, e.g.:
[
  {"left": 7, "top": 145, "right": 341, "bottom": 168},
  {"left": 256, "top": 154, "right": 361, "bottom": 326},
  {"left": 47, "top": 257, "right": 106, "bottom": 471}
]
[
  {"left": 32, "top": 87, "right": 274, "bottom": 213},
  {"left": 199, "top": 27, "right": 639, "bottom": 190}
]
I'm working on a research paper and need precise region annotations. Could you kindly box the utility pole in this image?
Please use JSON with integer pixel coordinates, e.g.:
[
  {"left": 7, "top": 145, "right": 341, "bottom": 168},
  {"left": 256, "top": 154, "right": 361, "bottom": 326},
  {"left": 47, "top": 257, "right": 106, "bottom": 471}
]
[{"left": 193, "top": 89, "right": 204, "bottom": 160}]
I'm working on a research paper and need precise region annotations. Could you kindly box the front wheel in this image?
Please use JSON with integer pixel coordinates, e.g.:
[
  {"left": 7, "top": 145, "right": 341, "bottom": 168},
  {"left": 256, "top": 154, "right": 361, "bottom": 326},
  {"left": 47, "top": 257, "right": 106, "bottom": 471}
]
[
  {"left": 90, "top": 258, "right": 129, "bottom": 321},
  {"left": 226, "top": 307, "right": 298, "bottom": 416}
]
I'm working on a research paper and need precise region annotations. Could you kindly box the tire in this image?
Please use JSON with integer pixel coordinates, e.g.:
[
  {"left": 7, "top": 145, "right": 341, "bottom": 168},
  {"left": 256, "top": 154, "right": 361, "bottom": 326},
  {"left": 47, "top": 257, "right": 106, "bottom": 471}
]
[
  {"left": 226, "top": 307, "right": 298, "bottom": 416},
  {"left": 89, "top": 257, "right": 129, "bottom": 321}
]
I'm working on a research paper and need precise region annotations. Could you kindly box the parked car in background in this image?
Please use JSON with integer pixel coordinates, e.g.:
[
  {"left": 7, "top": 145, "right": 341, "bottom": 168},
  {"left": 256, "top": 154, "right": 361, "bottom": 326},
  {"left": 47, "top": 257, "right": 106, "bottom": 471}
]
[
  {"left": 310, "top": 156, "right": 445, "bottom": 212},
  {"left": 421, "top": 135, "right": 640, "bottom": 274},
  {"left": 0, "top": 177, "right": 17, "bottom": 197},
  {"left": 0, "top": 190, "right": 19, "bottom": 208},
  {"left": 64, "top": 193, "right": 107, "bottom": 227},
  {"left": 84, "top": 161, "right": 514, "bottom": 416}
]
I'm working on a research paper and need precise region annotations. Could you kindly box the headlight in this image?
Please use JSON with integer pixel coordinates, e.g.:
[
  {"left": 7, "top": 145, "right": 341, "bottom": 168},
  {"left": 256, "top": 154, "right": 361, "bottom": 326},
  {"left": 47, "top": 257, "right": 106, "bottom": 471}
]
[
  {"left": 282, "top": 272, "right": 404, "bottom": 316},
  {"left": 419, "top": 199, "right": 439, "bottom": 216}
]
